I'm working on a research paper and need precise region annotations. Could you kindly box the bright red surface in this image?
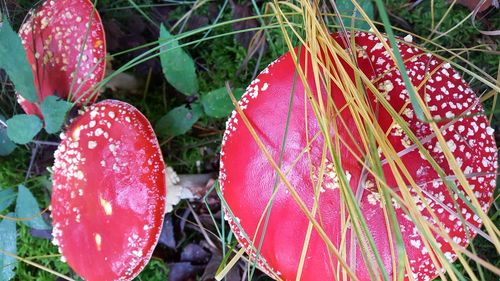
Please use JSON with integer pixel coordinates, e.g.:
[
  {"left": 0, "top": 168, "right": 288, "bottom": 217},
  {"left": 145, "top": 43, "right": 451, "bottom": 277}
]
[
  {"left": 51, "top": 100, "right": 165, "bottom": 280},
  {"left": 220, "top": 32, "right": 497, "bottom": 280},
  {"left": 18, "top": 0, "right": 106, "bottom": 117}
]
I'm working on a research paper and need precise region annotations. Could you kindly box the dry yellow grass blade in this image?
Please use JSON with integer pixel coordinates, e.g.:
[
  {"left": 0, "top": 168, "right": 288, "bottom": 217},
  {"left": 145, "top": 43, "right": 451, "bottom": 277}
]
[
  {"left": 218, "top": 1, "right": 499, "bottom": 280},
  {"left": 215, "top": 247, "right": 246, "bottom": 281},
  {"left": 0, "top": 249, "right": 75, "bottom": 281}
]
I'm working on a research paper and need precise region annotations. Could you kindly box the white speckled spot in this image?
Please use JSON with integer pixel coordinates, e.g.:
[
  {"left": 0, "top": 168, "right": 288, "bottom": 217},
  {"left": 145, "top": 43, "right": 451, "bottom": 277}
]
[{"left": 88, "top": 141, "right": 97, "bottom": 149}]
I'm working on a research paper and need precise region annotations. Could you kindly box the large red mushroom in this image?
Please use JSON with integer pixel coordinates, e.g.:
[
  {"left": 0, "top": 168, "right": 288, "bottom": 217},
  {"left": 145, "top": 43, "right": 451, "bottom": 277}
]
[
  {"left": 18, "top": 0, "right": 106, "bottom": 117},
  {"left": 51, "top": 100, "right": 165, "bottom": 280},
  {"left": 220, "top": 31, "right": 497, "bottom": 280}
]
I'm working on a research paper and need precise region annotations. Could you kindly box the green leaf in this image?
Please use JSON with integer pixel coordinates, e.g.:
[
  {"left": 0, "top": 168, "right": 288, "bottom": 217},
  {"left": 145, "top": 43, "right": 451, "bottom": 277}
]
[
  {"left": 155, "top": 103, "right": 203, "bottom": 137},
  {"left": 0, "top": 188, "right": 16, "bottom": 212},
  {"left": 40, "top": 96, "right": 72, "bottom": 134},
  {"left": 159, "top": 24, "right": 198, "bottom": 95},
  {"left": 201, "top": 87, "right": 245, "bottom": 118},
  {"left": 336, "top": 0, "right": 374, "bottom": 30},
  {"left": 0, "top": 115, "right": 16, "bottom": 156},
  {"left": 15, "top": 185, "right": 50, "bottom": 230},
  {"left": 0, "top": 213, "right": 17, "bottom": 281},
  {"left": 0, "top": 19, "right": 37, "bottom": 102},
  {"left": 6, "top": 114, "right": 42, "bottom": 144}
]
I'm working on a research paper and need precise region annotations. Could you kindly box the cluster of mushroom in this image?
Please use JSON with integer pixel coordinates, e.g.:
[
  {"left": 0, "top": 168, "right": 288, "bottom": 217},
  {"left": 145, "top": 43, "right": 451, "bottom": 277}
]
[
  {"left": 219, "top": 31, "right": 497, "bottom": 280},
  {"left": 17, "top": 1, "right": 496, "bottom": 280},
  {"left": 17, "top": 1, "right": 166, "bottom": 280}
]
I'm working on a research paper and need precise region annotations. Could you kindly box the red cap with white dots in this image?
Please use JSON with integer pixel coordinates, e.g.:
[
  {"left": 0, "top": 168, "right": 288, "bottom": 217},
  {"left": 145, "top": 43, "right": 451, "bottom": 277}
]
[
  {"left": 219, "top": 31, "right": 497, "bottom": 281},
  {"left": 51, "top": 100, "right": 165, "bottom": 281},
  {"left": 18, "top": 0, "right": 106, "bottom": 118}
]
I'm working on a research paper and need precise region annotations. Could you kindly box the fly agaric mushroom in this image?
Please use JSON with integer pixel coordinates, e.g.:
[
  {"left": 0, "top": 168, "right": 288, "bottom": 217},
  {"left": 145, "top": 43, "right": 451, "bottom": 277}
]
[
  {"left": 51, "top": 100, "right": 165, "bottom": 280},
  {"left": 220, "top": 31, "right": 497, "bottom": 280},
  {"left": 18, "top": 0, "right": 106, "bottom": 117}
]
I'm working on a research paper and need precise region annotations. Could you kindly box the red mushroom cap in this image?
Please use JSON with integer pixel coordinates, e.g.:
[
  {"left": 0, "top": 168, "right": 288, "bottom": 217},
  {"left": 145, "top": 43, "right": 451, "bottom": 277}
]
[
  {"left": 51, "top": 100, "right": 165, "bottom": 280},
  {"left": 220, "top": 31, "right": 497, "bottom": 280},
  {"left": 18, "top": 0, "right": 106, "bottom": 117}
]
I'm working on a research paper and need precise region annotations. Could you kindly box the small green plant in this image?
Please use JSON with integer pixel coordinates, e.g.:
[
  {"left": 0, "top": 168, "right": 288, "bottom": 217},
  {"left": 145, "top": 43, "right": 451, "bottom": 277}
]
[{"left": 156, "top": 24, "right": 246, "bottom": 137}]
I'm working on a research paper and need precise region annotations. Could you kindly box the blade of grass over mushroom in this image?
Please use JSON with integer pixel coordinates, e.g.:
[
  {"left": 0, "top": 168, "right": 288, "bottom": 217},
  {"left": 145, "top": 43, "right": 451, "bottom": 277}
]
[
  {"left": 364, "top": 71, "right": 498, "bottom": 280},
  {"left": 0, "top": 19, "right": 37, "bottom": 102},
  {"left": 256, "top": 2, "right": 366, "bottom": 278},
  {"left": 273, "top": 4, "right": 386, "bottom": 278},
  {"left": 367, "top": 133, "right": 406, "bottom": 281},
  {"left": 322, "top": 14, "right": 499, "bottom": 262},
  {"left": 372, "top": 0, "right": 425, "bottom": 122},
  {"left": 246, "top": 44, "right": 302, "bottom": 281},
  {"left": 366, "top": 20, "right": 495, "bottom": 281},
  {"left": 214, "top": 182, "right": 283, "bottom": 280},
  {"left": 352, "top": 51, "right": 499, "bottom": 279},
  {"left": 225, "top": 75, "right": 360, "bottom": 280},
  {"left": 218, "top": 2, "right": 499, "bottom": 281},
  {"left": 271, "top": 3, "right": 392, "bottom": 278},
  {"left": 66, "top": 0, "right": 104, "bottom": 104}
]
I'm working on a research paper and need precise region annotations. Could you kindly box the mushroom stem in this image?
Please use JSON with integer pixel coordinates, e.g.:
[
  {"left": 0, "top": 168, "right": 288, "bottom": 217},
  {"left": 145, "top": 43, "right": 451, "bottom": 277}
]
[
  {"left": 165, "top": 167, "right": 215, "bottom": 213},
  {"left": 177, "top": 173, "right": 214, "bottom": 191}
]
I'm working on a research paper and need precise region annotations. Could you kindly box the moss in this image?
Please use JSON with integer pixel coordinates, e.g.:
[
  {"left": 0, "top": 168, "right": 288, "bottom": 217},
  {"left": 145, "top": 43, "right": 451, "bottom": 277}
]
[
  {"left": 0, "top": 148, "right": 29, "bottom": 188},
  {"left": 15, "top": 224, "right": 74, "bottom": 281},
  {"left": 134, "top": 258, "right": 169, "bottom": 281}
]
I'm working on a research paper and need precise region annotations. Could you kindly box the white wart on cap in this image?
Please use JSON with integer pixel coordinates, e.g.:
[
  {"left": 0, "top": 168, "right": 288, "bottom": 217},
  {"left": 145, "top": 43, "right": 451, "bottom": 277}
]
[{"left": 18, "top": 0, "right": 106, "bottom": 117}]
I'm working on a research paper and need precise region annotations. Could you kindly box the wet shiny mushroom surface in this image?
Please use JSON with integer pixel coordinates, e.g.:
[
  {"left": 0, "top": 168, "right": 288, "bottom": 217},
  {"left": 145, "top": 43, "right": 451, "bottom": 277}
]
[
  {"left": 18, "top": 0, "right": 106, "bottom": 117},
  {"left": 219, "top": 31, "right": 497, "bottom": 281},
  {"left": 51, "top": 100, "right": 165, "bottom": 281}
]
